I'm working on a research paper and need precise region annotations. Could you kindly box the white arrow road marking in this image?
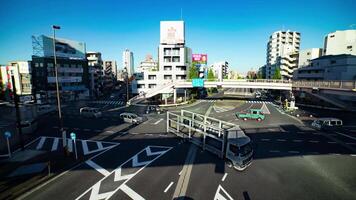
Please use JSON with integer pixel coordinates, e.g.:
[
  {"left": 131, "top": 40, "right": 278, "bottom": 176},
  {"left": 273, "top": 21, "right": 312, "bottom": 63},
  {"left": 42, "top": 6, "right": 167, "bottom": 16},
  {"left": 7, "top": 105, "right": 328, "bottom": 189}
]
[
  {"left": 154, "top": 118, "right": 163, "bottom": 125},
  {"left": 261, "top": 103, "right": 270, "bottom": 114},
  {"left": 67, "top": 139, "right": 73, "bottom": 152},
  {"left": 86, "top": 160, "right": 110, "bottom": 177},
  {"left": 76, "top": 146, "right": 172, "bottom": 200},
  {"left": 164, "top": 182, "right": 174, "bottom": 193},
  {"left": 214, "top": 185, "right": 234, "bottom": 200},
  {"left": 120, "top": 183, "right": 145, "bottom": 200},
  {"left": 36, "top": 137, "right": 46, "bottom": 150}
]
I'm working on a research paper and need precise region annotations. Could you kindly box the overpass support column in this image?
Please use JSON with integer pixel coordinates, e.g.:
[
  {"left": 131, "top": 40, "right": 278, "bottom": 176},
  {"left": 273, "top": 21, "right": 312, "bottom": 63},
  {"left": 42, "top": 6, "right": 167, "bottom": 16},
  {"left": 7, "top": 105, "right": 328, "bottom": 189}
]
[
  {"left": 173, "top": 88, "right": 177, "bottom": 104},
  {"left": 184, "top": 89, "right": 187, "bottom": 102}
]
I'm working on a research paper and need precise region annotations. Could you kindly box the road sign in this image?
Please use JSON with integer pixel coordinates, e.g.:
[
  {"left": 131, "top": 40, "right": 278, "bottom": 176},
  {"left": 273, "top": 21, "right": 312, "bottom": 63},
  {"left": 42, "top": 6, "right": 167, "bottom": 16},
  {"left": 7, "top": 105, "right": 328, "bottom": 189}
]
[
  {"left": 192, "top": 78, "right": 204, "bottom": 87},
  {"left": 70, "top": 132, "right": 76, "bottom": 140},
  {"left": 4, "top": 131, "right": 11, "bottom": 139}
]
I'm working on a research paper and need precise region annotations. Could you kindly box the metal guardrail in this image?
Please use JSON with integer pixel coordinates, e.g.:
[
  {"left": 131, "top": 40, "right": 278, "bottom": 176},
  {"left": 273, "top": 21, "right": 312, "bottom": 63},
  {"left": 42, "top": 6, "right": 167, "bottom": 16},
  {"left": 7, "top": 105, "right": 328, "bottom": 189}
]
[{"left": 293, "top": 80, "right": 356, "bottom": 90}]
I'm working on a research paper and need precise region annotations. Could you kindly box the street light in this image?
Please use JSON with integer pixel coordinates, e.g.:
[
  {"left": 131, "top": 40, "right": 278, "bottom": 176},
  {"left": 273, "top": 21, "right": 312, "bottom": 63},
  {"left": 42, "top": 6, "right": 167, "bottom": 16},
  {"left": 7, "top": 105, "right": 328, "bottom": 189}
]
[{"left": 52, "top": 25, "right": 67, "bottom": 153}]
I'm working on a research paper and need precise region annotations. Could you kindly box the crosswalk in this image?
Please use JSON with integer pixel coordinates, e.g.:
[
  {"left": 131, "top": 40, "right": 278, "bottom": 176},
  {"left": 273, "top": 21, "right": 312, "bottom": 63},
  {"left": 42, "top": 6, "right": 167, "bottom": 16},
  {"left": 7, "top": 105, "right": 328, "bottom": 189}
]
[
  {"left": 29, "top": 136, "right": 119, "bottom": 156},
  {"left": 246, "top": 100, "right": 273, "bottom": 104},
  {"left": 91, "top": 100, "right": 125, "bottom": 105},
  {"left": 197, "top": 99, "right": 217, "bottom": 103}
]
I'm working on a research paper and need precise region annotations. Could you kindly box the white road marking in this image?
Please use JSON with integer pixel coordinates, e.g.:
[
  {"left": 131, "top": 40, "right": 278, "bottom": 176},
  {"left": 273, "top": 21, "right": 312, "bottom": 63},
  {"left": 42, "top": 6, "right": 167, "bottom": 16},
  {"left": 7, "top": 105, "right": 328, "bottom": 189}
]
[
  {"left": 36, "top": 137, "right": 46, "bottom": 150},
  {"left": 309, "top": 140, "right": 319, "bottom": 143},
  {"left": 335, "top": 131, "right": 356, "bottom": 141},
  {"left": 178, "top": 170, "right": 182, "bottom": 175},
  {"left": 86, "top": 160, "right": 110, "bottom": 176},
  {"left": 288, "top": 151, "right": 299, "bottom": 154},
  {"left": 67, "top": 139, "right": 73, "bottom": 152},
  {"left": 261, "top": 139, "right": 270, "bottom": 141},
  {"left": 346, "top": 143, "right": 356, "bottom": 145},
  {"left": 214, "top": 185, "right": 234, "bottom": 200},
  {"left": 351, "top": 154, "right": 356, "bottom": 157},
  {"left": 293, "top": 140, "right": 302, "bottom": 142},
  {"left": 164, "top": 182, "right": 174, "bottom": 193},
  {"left": 120, "top": 184, "right": 145, "bottom": 200},
  {"left": 51, "top": 138, "right": 59, "bottom": 151},
  {"left": 277, "top": 139, "right": 286, "bottom": 142},
  {"left": 269, "top": 150, "right": 280, "bottom": 153},
  {"left": 105, "top": 130, "right": 115, "bottom": 133},
  {"left": 327, "top": 141, "right": 337, "bottom": 144},
  {"left": 154, "top": 118, "right": 164, "bottom": 125},
  {"left": 222, "top": 173, "right": 228, "bottom": 182}
]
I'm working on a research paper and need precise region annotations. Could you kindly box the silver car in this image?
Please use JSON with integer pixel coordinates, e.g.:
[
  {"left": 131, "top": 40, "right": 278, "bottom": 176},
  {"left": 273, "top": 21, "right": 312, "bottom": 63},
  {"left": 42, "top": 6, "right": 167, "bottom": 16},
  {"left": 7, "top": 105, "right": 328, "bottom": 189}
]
[{"left": 120, "top": 112, "right": 143, "bottom": 124}]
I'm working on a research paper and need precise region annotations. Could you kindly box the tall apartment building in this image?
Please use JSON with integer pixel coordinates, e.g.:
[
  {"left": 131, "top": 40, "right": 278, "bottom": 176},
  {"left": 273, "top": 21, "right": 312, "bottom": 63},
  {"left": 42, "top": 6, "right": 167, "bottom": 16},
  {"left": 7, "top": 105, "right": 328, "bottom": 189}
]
[
  {"left": 211, "top": 61, "right": 229, "bottom": 81},
  {"left": 133, "top": 21, "right": 192, "bottom": 102},
  {"left": 298, "top": 48, "right": 323, "bottom": 68},
  {"left": 0, "top": 61, "right": 32, "bottom": 97},
  {"left": 324, "top": 30, "right": 356, "bottom": 56},
  {"left": 266, "top": 30, "right": 301, "bottom": 79},
  {"left": 31, "top": 35, "right": 89, "bottom": 103},
  {"left": 103, "top": 60, "right": 117, "bottom": 90},
  {"left": 123, "top": 49, "right": 134, "bottom": 77},
  {"left": 86, "top": 52, "right": 103, "bottom": 97}
]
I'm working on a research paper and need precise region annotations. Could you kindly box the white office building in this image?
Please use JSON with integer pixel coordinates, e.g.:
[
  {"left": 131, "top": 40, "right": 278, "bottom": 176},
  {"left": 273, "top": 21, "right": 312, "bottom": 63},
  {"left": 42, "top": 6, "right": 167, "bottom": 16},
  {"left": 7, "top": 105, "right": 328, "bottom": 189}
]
[
  {"left": 133, "top": 21, "right": 191, "bottom": 103},
  {"left": 266, "top": 30, "right": 301, "bottom": 79},
  {"left": 324, "top": 30, "right": 356, "bottom": 56},
  {"left": 123, "top": 49, "right": 134, "bottom": 77},
  {"left": 298, "top": 48, "right": 323, "bottom": 68},
  {"left": 137, "top": 54, "right": 158, "bottom": 72},
  {"left": 211, "top": 61, "right": 229, "bottom": 81}
]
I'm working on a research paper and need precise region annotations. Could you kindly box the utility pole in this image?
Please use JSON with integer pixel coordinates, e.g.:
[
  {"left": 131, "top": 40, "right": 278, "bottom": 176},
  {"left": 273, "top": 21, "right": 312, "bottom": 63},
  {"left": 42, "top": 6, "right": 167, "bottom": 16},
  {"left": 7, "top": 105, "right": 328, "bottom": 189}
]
[
  {"left": 52, "top": 25, "right": 67, "bottom": 153},
  {"left": 11, "top": 73, "right": 24, "bottom": 150}
]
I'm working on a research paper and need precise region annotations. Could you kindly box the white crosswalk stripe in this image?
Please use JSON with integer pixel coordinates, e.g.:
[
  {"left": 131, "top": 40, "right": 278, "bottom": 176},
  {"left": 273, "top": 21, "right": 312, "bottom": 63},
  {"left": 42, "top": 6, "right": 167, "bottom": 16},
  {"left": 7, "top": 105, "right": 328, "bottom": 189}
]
[
  {"left": 246, "top": 100, "right": 273, "bottom": 104},
  {"left": 91, "top": 100, "right": 122, "bottom": 105}
]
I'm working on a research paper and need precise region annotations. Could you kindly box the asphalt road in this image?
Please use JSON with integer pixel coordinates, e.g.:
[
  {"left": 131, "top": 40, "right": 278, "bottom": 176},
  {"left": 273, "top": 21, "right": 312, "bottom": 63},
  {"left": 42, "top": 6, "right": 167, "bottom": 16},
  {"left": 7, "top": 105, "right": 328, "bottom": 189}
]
[{"left": 20, "top": 98, "right": 356, "bottom": 200}]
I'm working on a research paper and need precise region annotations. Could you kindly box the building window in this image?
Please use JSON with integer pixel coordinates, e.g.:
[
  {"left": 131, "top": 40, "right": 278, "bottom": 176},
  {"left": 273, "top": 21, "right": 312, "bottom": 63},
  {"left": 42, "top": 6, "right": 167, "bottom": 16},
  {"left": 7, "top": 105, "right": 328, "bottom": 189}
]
[
  {"left": 164, "top": 57, "right": 171, "bottom": 62},
  {"left": 47, "top": 63, "right": 54, "bottom": 67},
  {"left": 347, "top": 45, "right": 352, "bottom": 49},
  {"left": 330, "top": 35, "right": 335, "bottom": 38},
  {"left": 172, "top": 57, "right": 180, "bottom": 62},
  {"left": 148, "top": 75, "right": 156, "bottom": 80},
  {"left": 307, "top": 52, "right": 311, "bottom": 55},
  {"left": 64, "top": 64, "right": 69, "bottom": 68},
  {"left": 330, "top": 60, "right": 336, "bottom": 64},
  {"left": 164, "top": 75, "right": 172, "bottom": 80},
  {"left": 148, "top": 84, "right": 156, "bottom": 88},
  {"left": 164, "top": 66, "right": 172, "bottom": 71}
]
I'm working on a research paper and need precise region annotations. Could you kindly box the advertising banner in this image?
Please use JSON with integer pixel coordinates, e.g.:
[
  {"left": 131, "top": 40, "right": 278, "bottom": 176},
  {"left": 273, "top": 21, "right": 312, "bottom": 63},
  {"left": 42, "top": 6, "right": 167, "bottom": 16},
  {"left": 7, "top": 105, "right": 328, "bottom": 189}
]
[
  {"left": 160, "top": 21, "right": 185, "bottom": 44},
  {"left": 192, "top": 54, "right": 207, "bottom": 64}
]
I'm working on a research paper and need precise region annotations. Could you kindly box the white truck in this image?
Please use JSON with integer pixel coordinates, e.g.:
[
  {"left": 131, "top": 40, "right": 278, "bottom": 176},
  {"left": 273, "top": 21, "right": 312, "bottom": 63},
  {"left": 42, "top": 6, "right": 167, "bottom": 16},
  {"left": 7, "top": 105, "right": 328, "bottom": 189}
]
[{"left": 167, "top": 110, "right": 253, "bottom": 171}]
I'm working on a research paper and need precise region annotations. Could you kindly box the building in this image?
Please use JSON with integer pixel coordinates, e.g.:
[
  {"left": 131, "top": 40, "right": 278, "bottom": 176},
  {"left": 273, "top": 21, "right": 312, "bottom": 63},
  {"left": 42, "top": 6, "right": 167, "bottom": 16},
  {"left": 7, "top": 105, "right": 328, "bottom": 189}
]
[
  {"left": 86, "top": 52, "right": 103, "bottom": 97},
  {"left": 293, "top": 54, "right": 356, "bottom": 80},
  {"left": 298, "top": 48, "right": 323, "bottom": 68},
  {"left": 103, "top": 60, "right": 117, "bottom": 90},
  {"left": 266, "top": 30, "right": 301, "bottom": 79},
  {"left": 0, "top": 61, "right": 32, "bottom": 97},
  {"left": 138, "top": 54, "right": 158, "bottom": 72},
  {"left": 116, "top": 69, "right": 125, "bottom": 82},
  {"left": 246, "top": 70, "right": 257, "bottom": 79},
  {"left": 123, "top": 49, "right": 134, "bottom": 77},
  {"left": 211, "top": 61, "right": 228, "bottom": 81},
  {"left": 133, "top": 21, "right": 192, "bottom": 103},
  {"left": 31, "top": 35, "right": 89, "bottom": 103},
  {"left": 324, "top": 30, "right": 356, "bottom": 56},
  {"left": 258, "top": 65, "right": 266, "bottom": 79}
]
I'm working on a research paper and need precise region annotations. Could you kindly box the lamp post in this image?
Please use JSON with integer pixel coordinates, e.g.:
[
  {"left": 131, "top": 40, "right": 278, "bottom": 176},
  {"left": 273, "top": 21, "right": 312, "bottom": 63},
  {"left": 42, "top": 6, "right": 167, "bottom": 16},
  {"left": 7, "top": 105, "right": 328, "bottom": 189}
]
[{"left": 52, "top": 25, "right": 67, "bottom": 153}]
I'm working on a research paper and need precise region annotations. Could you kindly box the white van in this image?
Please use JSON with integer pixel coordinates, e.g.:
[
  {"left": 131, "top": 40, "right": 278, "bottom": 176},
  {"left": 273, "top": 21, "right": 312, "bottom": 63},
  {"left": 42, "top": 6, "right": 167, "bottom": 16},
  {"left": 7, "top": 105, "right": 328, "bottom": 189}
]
[
  {"left": 80, "top": 107, "right": 102, "bottom": 118},
  {"left": 311, "top": 118, "right": 343, "bottom": 131},
  {"left": 120, "top": 112, "right": 143, "bottom": 124}
]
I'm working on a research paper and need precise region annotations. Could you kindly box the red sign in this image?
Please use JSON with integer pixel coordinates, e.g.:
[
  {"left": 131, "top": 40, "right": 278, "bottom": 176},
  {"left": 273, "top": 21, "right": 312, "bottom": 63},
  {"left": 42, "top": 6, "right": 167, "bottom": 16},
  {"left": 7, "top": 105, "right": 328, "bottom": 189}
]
[{"left": 192, "top": 54, "right": 207, "bottom": 64}]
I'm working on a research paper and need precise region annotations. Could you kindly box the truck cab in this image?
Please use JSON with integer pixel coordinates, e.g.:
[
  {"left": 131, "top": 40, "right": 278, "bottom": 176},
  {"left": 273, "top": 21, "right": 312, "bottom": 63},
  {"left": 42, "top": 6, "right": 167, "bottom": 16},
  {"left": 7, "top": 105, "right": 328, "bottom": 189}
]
[
  {"left": 236, "top": 109, "right": 265, "bottom": 121},
  {"left": 225, "top": 127, "right": 253, "bottom": 171}
]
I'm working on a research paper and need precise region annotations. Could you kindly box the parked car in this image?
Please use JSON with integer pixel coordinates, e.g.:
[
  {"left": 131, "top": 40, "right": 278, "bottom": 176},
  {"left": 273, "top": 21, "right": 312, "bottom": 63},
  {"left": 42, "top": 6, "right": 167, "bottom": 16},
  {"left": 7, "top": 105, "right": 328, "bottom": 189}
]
[
  {"left": 80, "top": 107, "right": 102, "bottom": 118},
  {"left": 146, "top": 105, "right": 165, "bottom": 114},
  {"left": 120, "top": 112, "right": 144, "bottom": 124},
  {"left": 311, "top": 118, "right": 343, "bottom": 131}
]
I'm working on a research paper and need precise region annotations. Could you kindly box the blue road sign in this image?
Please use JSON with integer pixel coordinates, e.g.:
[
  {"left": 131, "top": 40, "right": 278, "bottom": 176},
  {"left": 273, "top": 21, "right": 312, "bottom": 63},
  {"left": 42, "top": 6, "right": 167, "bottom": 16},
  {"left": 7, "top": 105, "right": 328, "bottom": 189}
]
[
  {"left": 70, "top": 132, "right": 76, "bottom": 140},
  {"left": 192, "top": 78, "right": 204, "bottom": 87},
  {"left": 4, "top": 131, "right": 11, "bottom": 139}
]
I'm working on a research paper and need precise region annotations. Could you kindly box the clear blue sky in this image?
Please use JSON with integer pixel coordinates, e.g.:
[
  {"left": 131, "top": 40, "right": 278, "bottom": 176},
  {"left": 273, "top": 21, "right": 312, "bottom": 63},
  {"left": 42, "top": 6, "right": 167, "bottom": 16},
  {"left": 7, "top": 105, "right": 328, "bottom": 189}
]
[{"left": 0, "top": 0, "right": 355, "bottom": 74}]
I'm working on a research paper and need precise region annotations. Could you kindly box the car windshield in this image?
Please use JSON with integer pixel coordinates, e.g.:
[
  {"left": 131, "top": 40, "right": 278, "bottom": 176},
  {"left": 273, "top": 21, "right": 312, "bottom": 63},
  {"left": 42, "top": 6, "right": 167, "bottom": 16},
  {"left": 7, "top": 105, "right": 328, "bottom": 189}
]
[{"left": 239, "top": 143, "right": 253, "bottom": 157}]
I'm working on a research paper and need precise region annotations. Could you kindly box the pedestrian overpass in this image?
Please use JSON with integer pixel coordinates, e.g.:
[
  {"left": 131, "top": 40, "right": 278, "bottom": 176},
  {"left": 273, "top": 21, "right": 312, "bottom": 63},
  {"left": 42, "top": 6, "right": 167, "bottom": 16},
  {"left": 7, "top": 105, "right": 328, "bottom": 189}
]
[{"left": 128, "top": 79, "right": 356, "bottom": 106}]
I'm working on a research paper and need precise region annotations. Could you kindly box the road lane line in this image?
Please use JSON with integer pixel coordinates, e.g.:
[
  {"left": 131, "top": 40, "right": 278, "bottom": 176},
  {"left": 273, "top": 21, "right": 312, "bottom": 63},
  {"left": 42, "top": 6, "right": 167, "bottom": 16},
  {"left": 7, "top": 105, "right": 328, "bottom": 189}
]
[
  {"left": 335, "top": 131, "right": 356, "bottom": 141},
  {"left": 288, "top": 151, "right": 299, "bottom": 154},
  {"left": 154, "top": 118, "right": 164, "bottom": 125},
  {"left": 261, "top": 139, "right": 270, "bottom": 141},
  {"left": 86, "top": 160, "right": 110, "bottom": 176},
  {"left": 293, "top": 140, "right": 302, "bottom": 142},
  {"left": 222, "top": 173, "right": 228, "bottom": 182},
  {"left": 164, "top": 182, "right": 174, "bottom": 193},
  {"left": 178, "top": 170, "right": 182, "bottom": 175},
  {"left": 346, "top": 143, "right": 356, "bottom": 145},
  {"left": 36, "top": 137, "right": 46, "bottom": 150},
  {"left": 120, "top": 183, "right": 145, "bottom": 200},
  {"left": 51, "top": 138, "right": 59, "bottom": 151},
  {"left": 351, "top": 154, "right": 356, "bottom": 157},
  {"left": 269, "top": 150, "right": 280, "bottom": 153},
  {"left": 327, "top": 141, "right": 337, "bottom": 144},
  {"left": 277, "top": 139, "right": 286, "bottom": 142},
  {"left": 309, "top": 140, "right": 319, "bottom": 143}
]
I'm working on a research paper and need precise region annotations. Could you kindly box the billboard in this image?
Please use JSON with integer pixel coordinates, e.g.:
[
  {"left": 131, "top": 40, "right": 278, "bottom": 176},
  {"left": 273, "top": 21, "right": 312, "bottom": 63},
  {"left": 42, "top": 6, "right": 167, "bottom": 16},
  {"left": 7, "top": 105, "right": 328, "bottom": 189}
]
[
  {"left": 32, "top": 35, "right": 86, "bottom": 59},
  {"left": 160, "top": 21, "right": 185, "bottom": 44},
  {"left": 192, "top": 54, "right": 208, "bottom": 64}
]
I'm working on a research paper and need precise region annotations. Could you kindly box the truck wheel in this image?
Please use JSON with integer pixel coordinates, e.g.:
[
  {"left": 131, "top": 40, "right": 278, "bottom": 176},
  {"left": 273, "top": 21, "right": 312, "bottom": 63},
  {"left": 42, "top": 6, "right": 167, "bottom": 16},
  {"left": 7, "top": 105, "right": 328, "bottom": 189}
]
[
  {"left": 226, "top": 160, "right": 233, "bottom": 168},
  {"left": 257, "top": 118, "right": 261, "bottom": 121},
  {"left": 244, "top": 118, "right": 247, "bottom": 121}
]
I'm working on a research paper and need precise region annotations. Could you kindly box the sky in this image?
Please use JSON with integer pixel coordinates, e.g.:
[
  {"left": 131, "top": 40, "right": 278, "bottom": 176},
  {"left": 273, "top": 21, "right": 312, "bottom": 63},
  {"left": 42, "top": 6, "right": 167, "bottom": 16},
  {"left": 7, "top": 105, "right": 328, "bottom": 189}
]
[{"left": 0, "top": 0, "right": 355, "bottom": 74}]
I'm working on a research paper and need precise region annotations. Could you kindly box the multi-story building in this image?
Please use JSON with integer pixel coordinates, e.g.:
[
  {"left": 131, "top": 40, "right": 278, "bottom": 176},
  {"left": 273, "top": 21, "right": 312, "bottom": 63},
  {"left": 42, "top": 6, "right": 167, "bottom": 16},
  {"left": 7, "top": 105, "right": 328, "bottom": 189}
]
[
  {"left": 0, "top": 61, "right": 32, "bottom": 97},
  {"left": 210, "top": 61, "right": 228, "bottom": 81},
  {"left": 138, "top": 54, "right": 158, "bottom": 72},
  {"left": 293, "top": 54, "right": 356, "bottom": 80},
  {"left": 86, "top": 52, "right": 104, "bottom": 97},
  {"left": 103, "top": 60, "right": 117, "bottom": 90},
  {"left": 31, "top": 35, "right": 89, "bottom": 103},
  {"left": 298, "top": 48, "right": 323, "bottom": 68},
  {"left": 266, "top": 30, "right": 301, "bottom": 79},
  {"left": 123, "top": 49, "right": 134, "bottom": 77},
  {"left": 324, "top": 30, "right": 356, "bottom": 56},
  {"left": 258, "top": 65, "right": 266, "bottom": 79},
  {"left": 133, "top": 21, "right": 192, "bottom": 103}
]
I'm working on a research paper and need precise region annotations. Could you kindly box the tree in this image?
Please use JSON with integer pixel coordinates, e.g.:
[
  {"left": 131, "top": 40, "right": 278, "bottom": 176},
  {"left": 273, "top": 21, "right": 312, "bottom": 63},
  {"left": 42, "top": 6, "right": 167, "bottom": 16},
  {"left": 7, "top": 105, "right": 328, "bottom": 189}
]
[
  {"left": 207, "top": 68, "right": 215, "bottom": 81},
  {"left": 257, "top": 71, "right": 263, "bottom": 79},
  {"left": 272, "top": 68, "right": 281, "bottom": 79},
  {"left": 188, "top": 64, "right": 199, "bottom": 79}
]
